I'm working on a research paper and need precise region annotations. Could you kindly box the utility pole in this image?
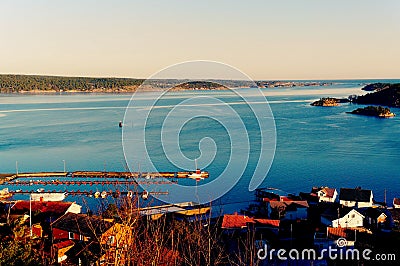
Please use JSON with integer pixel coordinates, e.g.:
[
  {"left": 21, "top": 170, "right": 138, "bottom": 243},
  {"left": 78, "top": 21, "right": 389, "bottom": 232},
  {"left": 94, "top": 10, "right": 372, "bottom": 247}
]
[
  {"left": 16, "top": 161, "right": 18, "bottom": 175},
  {"left": 384, "top": 189, "right": 387, "bottom": 206},
  {"left": 63, "top": 160, "right": 66, "bottom": 173},
  {"left": 29, "top": 193, "right": 32, "bottom": 237}
]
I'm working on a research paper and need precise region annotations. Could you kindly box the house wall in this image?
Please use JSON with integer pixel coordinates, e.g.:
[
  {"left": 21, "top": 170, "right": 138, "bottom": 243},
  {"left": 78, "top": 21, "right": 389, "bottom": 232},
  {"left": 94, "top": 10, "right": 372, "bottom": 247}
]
[
  {"left": 66, "top": 203, "right": 82, "bottom": 214},
  {"left": 283, "top": 208, "right": 307, "bottom": 220},
  {"left": 340, "top": 200, "right": 356, "bottom": 207},
  {"left": 332, "top": 210, "right": 363, "bottom": 228},
  {"left": 53, "top": 228, "right": 69, "bottom": 240},
  {"left": 340, "top": 200, "right": 373, "bottom": 208},
  {"left": 357, "top": 201, "right": 373, "bottom": 208}
]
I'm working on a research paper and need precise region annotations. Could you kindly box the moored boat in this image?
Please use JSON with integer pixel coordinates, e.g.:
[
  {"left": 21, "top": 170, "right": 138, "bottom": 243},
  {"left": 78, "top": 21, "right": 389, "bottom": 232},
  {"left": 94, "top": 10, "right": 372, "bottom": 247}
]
[{"left": 31, "top": 192, "right": 66, "bottom": 201}]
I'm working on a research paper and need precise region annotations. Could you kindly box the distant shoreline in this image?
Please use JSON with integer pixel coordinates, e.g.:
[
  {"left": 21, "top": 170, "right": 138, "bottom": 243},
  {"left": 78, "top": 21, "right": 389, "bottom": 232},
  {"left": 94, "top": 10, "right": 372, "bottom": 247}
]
[{"left": 0, "top": 74, "right": 343, "bottom": 94}]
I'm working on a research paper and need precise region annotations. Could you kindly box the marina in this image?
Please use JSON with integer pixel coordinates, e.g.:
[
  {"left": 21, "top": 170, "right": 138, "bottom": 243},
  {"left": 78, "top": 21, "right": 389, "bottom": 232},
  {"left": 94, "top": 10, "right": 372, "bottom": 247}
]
[{"left": 0, "top": 170, "right": 209, "bottom": 201}]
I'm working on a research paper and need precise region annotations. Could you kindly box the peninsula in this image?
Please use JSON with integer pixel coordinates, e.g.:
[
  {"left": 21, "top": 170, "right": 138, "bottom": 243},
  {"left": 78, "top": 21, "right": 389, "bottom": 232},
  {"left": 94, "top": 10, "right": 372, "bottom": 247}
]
[{"left": 352, "top": 83, "right": 400, "bottom": 107}]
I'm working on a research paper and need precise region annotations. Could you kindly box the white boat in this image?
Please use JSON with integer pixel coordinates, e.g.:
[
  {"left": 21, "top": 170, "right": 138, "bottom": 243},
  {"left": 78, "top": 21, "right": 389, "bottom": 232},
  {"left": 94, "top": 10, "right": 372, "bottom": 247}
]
[
  {"left": 187, "top": 159, "right": 205, "bottom": 181},
  {"left": 31, "top": 192, "right": 66, "bottom": 202},
  {"left": 0, "top": 188, "right": 12, "bottom": 199}
]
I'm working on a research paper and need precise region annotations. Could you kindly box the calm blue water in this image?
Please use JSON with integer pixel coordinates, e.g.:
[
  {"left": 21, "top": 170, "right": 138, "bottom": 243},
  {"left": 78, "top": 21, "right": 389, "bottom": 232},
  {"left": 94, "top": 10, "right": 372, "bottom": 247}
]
[{"left": 1, "top": 80, "right": 399, "bottom": 213}]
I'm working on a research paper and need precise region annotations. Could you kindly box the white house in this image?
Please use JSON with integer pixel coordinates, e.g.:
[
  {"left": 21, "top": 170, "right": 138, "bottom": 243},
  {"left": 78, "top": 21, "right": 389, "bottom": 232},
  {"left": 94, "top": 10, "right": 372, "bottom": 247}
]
[
  {"left": 312, "top": 187, "right": 338, "bottom": 203},
  {"left": 339, "top": 187, "right": 373, "bottom": 208},
  {"left": 332, "top": 209, "right": 364, "bottom": 228}
]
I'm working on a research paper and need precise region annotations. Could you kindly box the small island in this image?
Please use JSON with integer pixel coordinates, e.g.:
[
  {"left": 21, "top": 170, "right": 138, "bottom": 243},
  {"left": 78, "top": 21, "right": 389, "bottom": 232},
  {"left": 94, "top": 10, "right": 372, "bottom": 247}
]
[
  {"left": 347, "top": 106, "right": 396, "bottom": 118},
  {"left": 310, "top": 97, "right": 348, "bottom": 107}
]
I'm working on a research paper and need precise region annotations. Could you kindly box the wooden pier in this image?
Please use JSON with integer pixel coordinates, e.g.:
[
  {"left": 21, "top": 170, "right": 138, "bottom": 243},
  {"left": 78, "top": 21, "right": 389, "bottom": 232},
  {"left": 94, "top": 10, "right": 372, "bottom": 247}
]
[{"left": 0, "top": 170, "right": 209, "bottom": 181}]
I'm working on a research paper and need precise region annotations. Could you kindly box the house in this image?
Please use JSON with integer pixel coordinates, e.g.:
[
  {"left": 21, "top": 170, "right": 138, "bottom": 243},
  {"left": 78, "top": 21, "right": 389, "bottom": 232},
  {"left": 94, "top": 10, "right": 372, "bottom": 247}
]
[
  {"left": 339, "top": 187, "right": 373, "bottom": 208},
  {"left": 321, "top": 207, "right": 364, "bottom": 228},
  {"left": 51, "top": 212, "right": 132, "bottom": 265},
  {"left": 332, "top": 209, "right": 364, "bottom": 228},
  {"left": 311, "top": 187, "right": 337, "bottom": 203},
  {"left": 267, "top": 200, "right": 309, "bottom": 220},
  {"left": 359, "top": 207, "right": 387, "bottom": 230},
  {"left": 393, "top": 198, "right": 400, "bottom": 208}
]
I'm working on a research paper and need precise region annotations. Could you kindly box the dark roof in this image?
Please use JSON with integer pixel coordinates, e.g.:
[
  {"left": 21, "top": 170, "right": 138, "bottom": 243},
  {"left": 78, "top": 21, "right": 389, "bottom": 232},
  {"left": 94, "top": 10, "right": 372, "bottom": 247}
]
[
  {"left": 269, "top": 200, "right": 309, "bottom": 211},
  {"left": 339, "top": 188, "right": 372, "bottom": 202},
  {"left": 393, "top": 198, "right": 400, "bottom": 206},
  {"left": 358, "top": 207, "right": 387, "bottom": 219},
  {"left": 52, "top": 213, "right": 114, "bottom": 238}
]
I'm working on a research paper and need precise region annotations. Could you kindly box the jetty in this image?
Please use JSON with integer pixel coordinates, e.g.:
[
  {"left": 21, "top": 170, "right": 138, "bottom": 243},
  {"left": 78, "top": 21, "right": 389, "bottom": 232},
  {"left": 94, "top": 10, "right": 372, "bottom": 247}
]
[{"left": 0, "top": 170, "right": 209, "bottom": 182}]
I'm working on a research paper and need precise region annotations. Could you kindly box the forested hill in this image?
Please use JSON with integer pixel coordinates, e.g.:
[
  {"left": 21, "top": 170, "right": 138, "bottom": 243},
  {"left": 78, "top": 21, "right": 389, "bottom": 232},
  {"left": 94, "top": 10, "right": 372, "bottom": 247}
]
[{"left": 0, "top": 74, "right": 144, "bottom": 93}]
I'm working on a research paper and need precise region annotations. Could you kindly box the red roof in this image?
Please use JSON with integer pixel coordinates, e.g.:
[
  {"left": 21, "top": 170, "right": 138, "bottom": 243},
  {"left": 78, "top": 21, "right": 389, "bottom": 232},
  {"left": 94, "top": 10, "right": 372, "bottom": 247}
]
[
  {"left": 254, "top": 219, "right": 280, "bottom": 227},
  {"left": 222, "top": 214, "right": 255, "bottom": 229},
  {"left": 54, "top": 240, "right": 75, "bottom": 249},
  {"left": 322, "top": 188, "right": 336, "bottom": 198},
  {"left": 327, "top": 227, "right": 355, "bottom": 240},
  {"left": 222, "top": 214, "right": 280, "bottom": 229},
  {"left": 12, "top": 201, "right": 73, "bottom": 215}
]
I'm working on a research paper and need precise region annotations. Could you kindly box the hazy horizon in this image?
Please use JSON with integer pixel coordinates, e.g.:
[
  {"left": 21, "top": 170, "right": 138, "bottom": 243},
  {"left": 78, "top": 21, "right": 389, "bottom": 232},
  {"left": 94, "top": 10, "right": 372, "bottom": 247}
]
[{"left": 1, "top": 0, "right": 399, "bottom": 80}]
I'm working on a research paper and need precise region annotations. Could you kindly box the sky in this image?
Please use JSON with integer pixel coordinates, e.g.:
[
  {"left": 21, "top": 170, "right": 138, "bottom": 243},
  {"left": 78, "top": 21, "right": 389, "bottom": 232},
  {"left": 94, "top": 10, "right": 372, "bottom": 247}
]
[{"left": 0, "top": 0, "right": 399, "bottom": 80}]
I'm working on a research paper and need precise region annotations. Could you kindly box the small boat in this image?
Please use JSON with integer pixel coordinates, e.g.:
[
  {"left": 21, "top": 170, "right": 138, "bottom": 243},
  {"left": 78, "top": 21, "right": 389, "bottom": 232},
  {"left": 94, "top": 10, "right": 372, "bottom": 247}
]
[
  {"left": 94, "top": 191, "right": 100, "bottom": 198},
  {"left": 187, "top": 159, "right": 205, "bottom": 181},
  {"left": 119, "top": 121, "right": 123, "bottom": 128},
  {"left": 101, "top": 191, "right": 107, "bottom": 198},
  {"left": 142, "top": 190, "right": 149, "bottom": 200},
  {"left": 31, "top": 192, "right": 66, "bottom": 202},
  {"left": 0, "top": 188, "right": 12, "bottom": 199}
]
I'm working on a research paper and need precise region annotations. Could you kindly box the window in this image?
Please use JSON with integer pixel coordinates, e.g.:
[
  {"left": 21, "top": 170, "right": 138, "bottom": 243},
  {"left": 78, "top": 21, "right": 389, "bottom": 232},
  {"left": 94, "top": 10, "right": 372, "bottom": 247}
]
[
  {"left": 68, "top": 232, "right": 74, "bottom": 239},
  {"left": 107, "top": 236, "right": 115, "bottom": 245}
]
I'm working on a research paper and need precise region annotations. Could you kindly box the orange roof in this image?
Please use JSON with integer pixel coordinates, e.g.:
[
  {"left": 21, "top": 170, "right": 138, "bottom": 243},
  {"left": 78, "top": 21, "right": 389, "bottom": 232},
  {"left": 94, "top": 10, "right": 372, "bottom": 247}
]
[
  {"left": 222, "top": 214, "right": 280, "bottom": 229},
  {"left": 327, "top": 227, "right": 355, "bottom": 240},
  {"left": 254, "top": 219, "right": 280, "bottom": 227},
  {"left": 222, "top": 214, "right": 255, "bottom": 229},
  {"left": 322, "top": 188, "right": 336, "bottom": 198}
]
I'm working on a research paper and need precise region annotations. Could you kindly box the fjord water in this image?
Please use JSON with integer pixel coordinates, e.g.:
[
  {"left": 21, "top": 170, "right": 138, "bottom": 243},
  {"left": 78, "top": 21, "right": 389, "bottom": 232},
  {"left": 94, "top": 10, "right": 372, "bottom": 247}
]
[{"left": 0, "top": 81, "right": 399, "bottom": 212}]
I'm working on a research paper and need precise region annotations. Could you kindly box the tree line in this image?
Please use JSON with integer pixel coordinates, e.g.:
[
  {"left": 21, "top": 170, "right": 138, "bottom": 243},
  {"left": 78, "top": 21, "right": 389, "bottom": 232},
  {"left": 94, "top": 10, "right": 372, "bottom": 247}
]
[{"left": 0, "top": 74, "right": 144, "bottom": 93}]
